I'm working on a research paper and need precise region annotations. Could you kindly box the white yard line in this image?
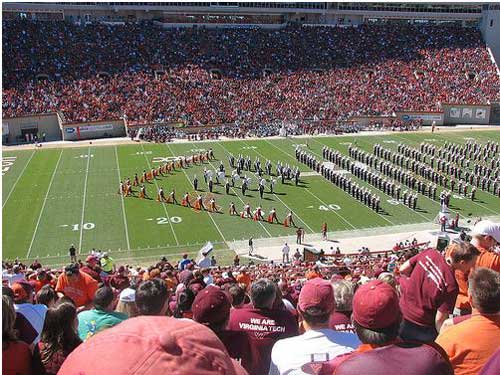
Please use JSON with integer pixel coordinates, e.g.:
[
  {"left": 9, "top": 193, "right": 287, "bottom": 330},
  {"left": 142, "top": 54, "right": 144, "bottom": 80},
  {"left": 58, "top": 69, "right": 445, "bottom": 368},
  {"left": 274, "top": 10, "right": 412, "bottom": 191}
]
[
  {"left": 262, "top": 139, "right": 362, "bottom": 229},
  {"left": 78, "top": 147, "right": 91, "bottom": 253},
  {"left": 217, "top": 141, "right": 316, "bottom": 233},
  {"left": 26, "top": 150, "right": 64, "bottom": 258},
  {"left": 141, "top": 144, "right": 180, "bottom": 246},
  {"left": 114, "top": 146, "right": 131, "bottom": 252},
  {"left": 3, "top": 150, "right": 36, "bottom": 208},
  {"left": 164, "top": 143, "right": 228, "bottom": 243}
]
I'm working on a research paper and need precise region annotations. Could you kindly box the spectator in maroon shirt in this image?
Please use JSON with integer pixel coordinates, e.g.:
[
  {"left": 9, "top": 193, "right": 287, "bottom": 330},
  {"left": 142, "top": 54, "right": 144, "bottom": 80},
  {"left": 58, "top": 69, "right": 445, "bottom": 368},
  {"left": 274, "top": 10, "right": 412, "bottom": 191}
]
[
  {"left": 329, "top": 280, "right": 356, "bottom": 333},
  {"left": 228, "top": 278, "right": 298, "bottom": 375},
  {"left": 398, "top": 243, "right": 479, "bottom": 342},
  {"left": 329, "top": 280, "right": 453, "bottom": 375},
  {"left": 79, "top": 256, "right": 102, "bottom": 283},
  {"left": 38, "top": 301, "right": 82, "bottom": 375},
  {"left": 109, "top": 266, "right": 130, "bottom": 291}
]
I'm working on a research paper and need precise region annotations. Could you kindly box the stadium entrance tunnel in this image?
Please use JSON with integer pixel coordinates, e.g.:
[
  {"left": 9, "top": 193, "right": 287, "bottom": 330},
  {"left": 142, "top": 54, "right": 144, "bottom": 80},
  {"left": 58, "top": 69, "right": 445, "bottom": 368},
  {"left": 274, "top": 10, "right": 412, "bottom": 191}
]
[
  {"left": 209, "top": 69, "right": 222, "bottom": 80},
  {"left": 36, "top": 74, "right": 49, "bottom": 84}
]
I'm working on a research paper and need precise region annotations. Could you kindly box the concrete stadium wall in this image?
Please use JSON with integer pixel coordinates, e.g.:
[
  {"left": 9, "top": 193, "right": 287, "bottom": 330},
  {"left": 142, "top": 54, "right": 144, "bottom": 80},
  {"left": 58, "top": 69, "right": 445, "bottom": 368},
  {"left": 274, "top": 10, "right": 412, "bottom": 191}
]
[
  {"left": 2, "top": 113, "right": 62, "bottom": 144},
  {"left": 395, "top": 111, "right": 444, "bottom": 125},
  {"left": 62, "top": 119, "right": 127, "bottom": 141}
]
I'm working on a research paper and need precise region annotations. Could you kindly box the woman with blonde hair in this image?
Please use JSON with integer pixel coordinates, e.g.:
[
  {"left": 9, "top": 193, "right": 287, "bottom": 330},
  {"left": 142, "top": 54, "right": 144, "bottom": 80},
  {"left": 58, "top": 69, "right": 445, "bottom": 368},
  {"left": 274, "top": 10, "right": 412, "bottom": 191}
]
[{"left": 115, "top": 287, "right": 138, "bottom": 318}]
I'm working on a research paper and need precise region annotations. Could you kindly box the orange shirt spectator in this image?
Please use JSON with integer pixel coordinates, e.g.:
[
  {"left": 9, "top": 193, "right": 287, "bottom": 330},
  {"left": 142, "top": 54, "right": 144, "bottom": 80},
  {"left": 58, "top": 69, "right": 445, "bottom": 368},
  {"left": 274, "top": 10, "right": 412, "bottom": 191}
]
[
  {"left": 436, "top": 267, "right": 500, "bottom": 375},
  {"left": 436, "top": 314, "right": 500, "bottom": 375},
  {"left": 55, "top": 264, "right": 98, "bottom": 308},
  {"left": 236, "top": 269, "right": 251, "bottom": 289},
  {"left": 453, "top": 221, "right": 500, "bottom": 313}
]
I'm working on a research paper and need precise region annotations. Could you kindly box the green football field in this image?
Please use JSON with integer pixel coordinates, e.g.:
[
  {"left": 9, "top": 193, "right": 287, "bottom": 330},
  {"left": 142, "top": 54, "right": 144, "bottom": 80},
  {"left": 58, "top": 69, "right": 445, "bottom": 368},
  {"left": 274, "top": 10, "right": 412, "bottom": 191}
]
[{"left": 2, "top": 129, "right": 500, "bottom": 267}]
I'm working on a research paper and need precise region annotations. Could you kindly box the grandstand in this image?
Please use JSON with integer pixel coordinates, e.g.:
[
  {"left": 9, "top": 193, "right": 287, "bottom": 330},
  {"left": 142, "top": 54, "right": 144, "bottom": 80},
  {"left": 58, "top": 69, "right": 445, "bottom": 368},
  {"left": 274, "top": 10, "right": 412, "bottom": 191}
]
[{"left": 2, "top": 3, "right": 500, "bottom": 375}]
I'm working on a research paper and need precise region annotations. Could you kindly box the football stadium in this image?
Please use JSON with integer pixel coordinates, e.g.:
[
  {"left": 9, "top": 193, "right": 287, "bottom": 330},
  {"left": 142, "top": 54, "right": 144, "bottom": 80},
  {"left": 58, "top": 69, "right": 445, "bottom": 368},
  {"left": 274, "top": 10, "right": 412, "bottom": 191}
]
[{"left": 2, "top": 2, "right": 500, "bottom": 375}]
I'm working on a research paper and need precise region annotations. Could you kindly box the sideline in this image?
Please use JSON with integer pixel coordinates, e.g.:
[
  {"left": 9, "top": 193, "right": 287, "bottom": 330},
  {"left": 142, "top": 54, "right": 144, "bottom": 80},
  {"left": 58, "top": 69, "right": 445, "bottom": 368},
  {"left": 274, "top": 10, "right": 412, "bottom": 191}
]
[{"left": 3, "top": 125, "right": 499, "bottom": 152}]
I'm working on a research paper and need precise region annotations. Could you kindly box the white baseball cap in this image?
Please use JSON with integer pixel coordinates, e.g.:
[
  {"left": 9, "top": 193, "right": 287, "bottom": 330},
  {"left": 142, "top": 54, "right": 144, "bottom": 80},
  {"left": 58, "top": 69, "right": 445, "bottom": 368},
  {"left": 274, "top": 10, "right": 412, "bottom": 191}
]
[
  {"left": 119, "top": 288, "right": 136, "bottom": 303},
  {"left": 471, "top": 220, "right": 500, "bottom": 243}
]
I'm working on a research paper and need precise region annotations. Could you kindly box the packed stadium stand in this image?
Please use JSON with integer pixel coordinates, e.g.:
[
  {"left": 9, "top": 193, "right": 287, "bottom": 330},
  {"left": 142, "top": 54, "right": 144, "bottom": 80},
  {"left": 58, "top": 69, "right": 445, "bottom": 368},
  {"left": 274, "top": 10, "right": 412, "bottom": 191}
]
[{"left": 3, "top": 21, "right": 500, "bottom": 126}]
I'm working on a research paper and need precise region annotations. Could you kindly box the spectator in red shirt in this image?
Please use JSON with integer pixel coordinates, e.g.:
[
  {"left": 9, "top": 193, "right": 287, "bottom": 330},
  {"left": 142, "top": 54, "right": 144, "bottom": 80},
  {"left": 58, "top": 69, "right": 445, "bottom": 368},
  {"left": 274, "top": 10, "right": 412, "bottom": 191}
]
[
  {"left": 228, "top": 278, "right": 298, "bottom": 375},
  {"left": 79, "top": 256, "right": 102, "bottom": 283},
  {"left": 398, "top": 242, "right": 479, "bottom": 342},
  {"left": 32, "top": 270, "right": 54, "bottom": 293}
]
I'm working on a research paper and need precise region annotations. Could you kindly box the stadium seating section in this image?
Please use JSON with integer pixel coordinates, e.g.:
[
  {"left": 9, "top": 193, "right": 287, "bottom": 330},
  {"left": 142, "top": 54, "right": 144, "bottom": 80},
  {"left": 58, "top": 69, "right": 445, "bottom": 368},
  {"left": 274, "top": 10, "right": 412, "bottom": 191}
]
[{"left": 3, "top": 21, "right": 500, "bottom": 125}]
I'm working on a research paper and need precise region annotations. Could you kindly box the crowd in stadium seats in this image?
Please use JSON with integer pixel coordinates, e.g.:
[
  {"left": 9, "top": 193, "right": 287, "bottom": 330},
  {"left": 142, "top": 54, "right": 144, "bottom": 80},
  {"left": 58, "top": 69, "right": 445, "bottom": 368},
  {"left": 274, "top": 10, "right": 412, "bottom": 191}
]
[
  {"left": 3, "top": 21, "right": 499, "bottom": 127},
  {"left": 3, "top": 220, "right": 500, "bottom": 374}
]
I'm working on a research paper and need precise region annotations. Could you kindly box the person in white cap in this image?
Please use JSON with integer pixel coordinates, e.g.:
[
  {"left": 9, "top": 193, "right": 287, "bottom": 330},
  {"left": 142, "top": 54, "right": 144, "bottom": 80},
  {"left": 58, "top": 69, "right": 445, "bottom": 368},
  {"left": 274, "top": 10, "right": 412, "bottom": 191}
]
[
  {"left": 452, "top": 220, "right": 500, "bottom": 316},
  {"left": 470, "top": 220, "right": 500, "bottom": 272}
]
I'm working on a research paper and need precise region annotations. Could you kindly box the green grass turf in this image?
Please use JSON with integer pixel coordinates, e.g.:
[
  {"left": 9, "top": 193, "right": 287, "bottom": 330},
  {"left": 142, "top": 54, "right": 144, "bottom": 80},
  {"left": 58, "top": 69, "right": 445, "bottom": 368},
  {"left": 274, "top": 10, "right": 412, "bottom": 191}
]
[{"left": 3, "top": 130, "right": 500, "bottom": 267}]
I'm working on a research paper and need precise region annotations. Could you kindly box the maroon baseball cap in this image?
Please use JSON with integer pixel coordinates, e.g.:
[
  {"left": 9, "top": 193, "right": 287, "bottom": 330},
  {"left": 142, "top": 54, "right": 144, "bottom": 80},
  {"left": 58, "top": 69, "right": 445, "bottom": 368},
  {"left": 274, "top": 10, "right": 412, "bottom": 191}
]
[
  {"left": 192, "top": 286, "right": 231, "bottom": 326},
  {"left": 352, "top": 280, "right": 400, "bottom": 329},
  {"left": 298, "top": 277, "right": 334, "bottom": 313},
  {"left": 86, "top": 255, "right": 98, "bottom": 264},
  {"left": 58, "top": 316, "right": 247, "bottom": 375}
]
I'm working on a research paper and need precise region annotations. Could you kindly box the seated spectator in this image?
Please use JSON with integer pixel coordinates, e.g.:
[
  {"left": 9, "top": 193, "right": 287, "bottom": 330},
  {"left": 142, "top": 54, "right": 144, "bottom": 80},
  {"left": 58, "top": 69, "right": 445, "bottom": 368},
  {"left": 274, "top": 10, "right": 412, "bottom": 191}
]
[
  {"left": 3, "top": 265, "right": 24, "bottom": 286},
  {"left": 79, "top": 256, "right": 102, "bottom": 283},
  {"left": 236, "top": 267, "right": 251, "bottom": 289},
  {"left": 228, "top": 278, "right": 298, "bottom": 375},
  {"left": 178, "top": 253, "right": 191, "bottom": 271},
  {"left": 135, "top": 278, "right": 168, "bottom": 316},
  {"left": 436, "top": 268, "right": 500, "bottom": 375},
  {"left": 3, "top": 295, "right": 44, "bottom": 375},
  {"left": 36, "top": 285, "right": 58, "bottom": 308},
  {"left": 109, "top": 266, "right": 130, "bottom": 291},
  {"left": 192, "top": 285, "right": 231, "bottom": 336},
  {"left": 77, "top": 285, "right": 128, "bottom": 341},
  {"left": 58, "top": 316, "right": 247, "bottom": 374},
  {"left": 115, "top": 287, "right": 138, "bottom": 318},
  {"left": 270, "top": 278, "right": 359, "bottom": 375},
  {"left": 3, "top": 286, "right": 15, "bottom": 300},
  {"left": 55, "top": 264, "right": 98, "bottom": 310},
  {"left": 312, "top": 280, "right": 453, "bottom": 375},
  {"left": 192, "top": 285, "right": 250, "bottom": 364},
  {"left": 12, "top": 281, "right": 47, "bottom": 346},
  {"left": 201, "top": 268, "right": 214, "bottom": 285},
  {"left": 228, "top": 283, "right": 247, "bottom": 309},
  {"left": 38, "top": 302, "right": 82, "bottom": 375},
  {"left": 398, "top": 242, "right": 479, "bottom": 342},
  {"left": 173, "top": 287, "right": 195, "bottom": 319},
  {"left": 329, "top": 280, "right": 356, "bottom": 333},
  {"left": 32, "top": 269, "right": 54, "bottom": 293}
]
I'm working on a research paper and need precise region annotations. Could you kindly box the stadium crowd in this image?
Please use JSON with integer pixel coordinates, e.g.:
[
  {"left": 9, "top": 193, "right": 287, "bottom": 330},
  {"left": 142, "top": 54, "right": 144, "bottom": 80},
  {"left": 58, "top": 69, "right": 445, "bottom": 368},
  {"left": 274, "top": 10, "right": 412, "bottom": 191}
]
[
  {"left": 3, "top": 21, "right": 499, "bottom": 126},
  {"left": 3, "top": 220, "right": 500, "bottom": 375}
]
